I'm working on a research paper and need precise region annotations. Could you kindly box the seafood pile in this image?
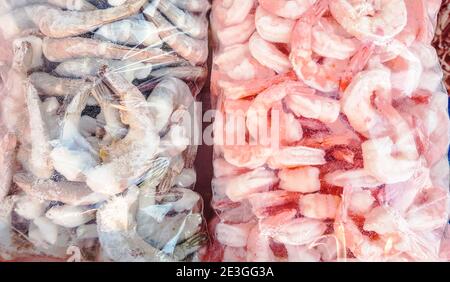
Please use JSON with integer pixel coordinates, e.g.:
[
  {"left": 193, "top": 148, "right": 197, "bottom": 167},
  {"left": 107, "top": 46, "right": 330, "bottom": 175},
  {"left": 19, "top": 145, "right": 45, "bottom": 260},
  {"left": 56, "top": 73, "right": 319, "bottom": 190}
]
[
  {"left": 0, "top": 0, "right": 209, "bottom": 261},
  {"left": 207, "top": 0, "right": 450, "bottom": 262}
]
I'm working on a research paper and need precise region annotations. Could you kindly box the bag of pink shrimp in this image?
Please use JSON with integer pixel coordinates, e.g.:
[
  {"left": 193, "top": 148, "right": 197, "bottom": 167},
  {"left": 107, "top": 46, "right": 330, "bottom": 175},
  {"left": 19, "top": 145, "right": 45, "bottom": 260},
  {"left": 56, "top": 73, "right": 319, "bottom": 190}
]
[
  {"left": 0, "top": 0, "right": 210, "bottom": 262},
  {"left": 204, "top": 0, "right": 450, "bottom": 262}
]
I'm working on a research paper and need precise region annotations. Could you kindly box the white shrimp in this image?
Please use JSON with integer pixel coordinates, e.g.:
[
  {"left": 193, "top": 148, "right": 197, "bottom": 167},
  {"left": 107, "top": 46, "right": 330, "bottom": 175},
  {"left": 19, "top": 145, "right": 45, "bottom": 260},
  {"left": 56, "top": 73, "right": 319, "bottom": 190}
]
[
  {"left": 329, "top": 0, "right": 408, "bottom": 43},
  {"left": 14, "top": 194, "right": 47, "bottom": 220},
  {"left": 0, "top": 132, "right": 16, "bottom": 201},
  {"left": 84, "top": 70, "right": 160, "bottom": 195},
  {"left": 0, "top": 0, "right": 95, "bottom": 14},
  {"left": 324, "top": 169, "right": 383, "bottom": 188},
  {"left": 167, "top": 0, "right": 211, "bottom": 13},
  {"left": 25, "top": 83, "right": 53, "bottom": 179},
  {"left": 12, "top": 36, "right": 43, "bottom": 71},
  {"left": 45, "top": 205, "right": 96, "bottom": 228},
  {"left": 255, "top": 5, "right": 294, "bottom": 43},
  {"left": 248, "top": 32, "right": 291, "bottom": 74},
  {"left": 0, "top": 0, "right": 147, "bottom": 39},
  {"left": 94, "top": 18, "right": 163, "bottom": 47},
  {"left": 29, "top": 72, "right": 95, "bottom": 100}
]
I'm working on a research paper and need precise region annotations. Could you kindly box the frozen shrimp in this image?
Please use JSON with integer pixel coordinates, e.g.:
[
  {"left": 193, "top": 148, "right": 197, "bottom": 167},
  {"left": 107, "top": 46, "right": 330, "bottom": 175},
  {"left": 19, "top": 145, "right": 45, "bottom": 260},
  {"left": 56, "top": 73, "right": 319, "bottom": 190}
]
[
  {"left": 0, "top": 132, "right": 17, "bottom": 201},
  {"left": 153, "top": 0, "right": 208, "bottom": 39},
  {"left": 324, "top": 169, "right": 383, "bottom": 188},
  {"left": 299, "top": 193, "right": 341, "bottom": 220},
  {"left": 144, "top": 9, "right": 208, "bottom": 65},
  {"left": 0, "top": 0, "right": 95, "bottom": 13},
  {"left": 268, "top": 146, "right": 326, "bottom": 169},
  {"left": 84, "top": 70, "right": 160, "bottom": 195},
  {"left": 286, "top": 245, "right": 321, "bottom": 262},
  {"left": 312, "top": 17, "right": 359, "bottom": 60},
  {"left": 247, "top": 192, "right": 299, "bottom": 217},
  {"left": 222, "top": 145, "right": 272, "bottom": 169},
  {"left": 395, "top": 0, "right": 430, "bottom": 46},
  {"left": 248, "top": 32, "right": 291, "bottom": 74},
  {"left": 285, "top": 91, "right": 340, "bottom": 124},
  {"left": 12, "top": 36, "right": 44, "bottom": 71},
  {"left": 329, "top": 0, "right": 407, "bottom": 43},
  {"left": 14, "top": 194, "right": 47, "bottom": 220},
  {"left": 55, "top": 58, "right": 153, "bottom": 82},
  {"left": 25, "top": 83, "right": 53, "bottom": 179},
  {"left": 168, "top": 0, "right": 211, "bottom": 13},
  {"left": 269, "top": 217, "right": 327, "bottom": 246},
  {"left": 42, "top": 37, "right": 182, "bottom": 65},
  {"left": 279, "top": 167, "right": 321, "bottom": 193},
  {"left": 246, "top": 226, "right": 275, "bottom": 262},
  {"left": 149, "top": 66, "right": 207, "bottom": 82},
  {"left": 94, "top": 19, "right": 163, "bottom": 47},
  {"left": 212, "top": 14, "right": 256, "bottom": 47},
  {"left": 255, "top": 5, "right": 294, "bottom": 43},
  {"left": 0, "top": 0, "right": 147, "bottom": 39},
  {"left": 45, "top": 205, "right": 96, "bottom": 228},
  {"left": 215, "top": 222, "right": 254, "bottom": 248},
  {"left": 224, "top": 168, "right": 278, "bottom": 202},
  {"left": 29, "top": 72, "right": 93, "bottom": 98},
  {"left": 13, "top": 172, "right": 107, "bottom": 205},
  {"left": 213, "top": 0, "right": 254, "bottom": 28},
  {"left": 258, "top": 0, "right": 317, "bottom": 20}
]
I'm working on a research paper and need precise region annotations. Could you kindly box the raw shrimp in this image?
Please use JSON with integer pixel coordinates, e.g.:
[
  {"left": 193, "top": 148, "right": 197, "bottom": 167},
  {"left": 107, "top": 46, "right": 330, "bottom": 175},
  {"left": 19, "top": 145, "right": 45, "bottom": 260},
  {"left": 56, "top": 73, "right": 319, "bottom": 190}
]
[
  {"left": 299, "top": 193, "right": 341, "bottom": 219},
  {"left": 42, "top": 37, "right": 182, "bottom": 65},
  {"left": 0, "top": 132, "right": 16, "bottom": 201},
  {"left": 258, "top": 0, "right": 317, "bottom": 20},
  {"left": 13, "top": 172, "right": 107, "bottom": 206},
  {"left": 0, "top": 0, "right": 95, "bottom": 13},
  {"left": 0, "top": 0, "right": 147, "bottom": 39},
  {"left": 168, "top": 0, "right": 211, "bottom": 13},
  {"left": 84, "top": 70, "right": 160, "bottom": 195},
  {"left": 329, "top": 0, "right": 408, "bottom": 43},
  {"left": 94, "top": 19, "right": 163, "bottom": 47},
  {"left": 55, "top": 58, "right": 153, "bottom": 82},
  {"left": 255, "top": 5, "right": 294, "bottom": 43},
  {"left": 29, "top": 72, "right": 94, "bottom": 99},
  {"left": 341, "top": 68, "right": 391, "bottom": 137},
  {"left": 144, "top": 9, "right": 208, "bottom": 65},
  {"left": 149, "top": 66, "right": 207, "bottom": 82},
  {"left": 286, "top": 245, "right": 321, "bottom": 262},
  {"left": 45, "top": 205, "right": 96, "bottom": 228},
  {"left": 267, "top": 146, "right": 326, "bottom": 169},
  {"left": 224, "top": 168, "right": 278, "bottom": 202},
  {"left": 278, "top": 167, "right": 321, "bottom": 193},
  {"left": 25, "top": 83, "right": 53, "bottom": 179},
  {"left": 151, "top": 0, "right": 208, "bottom": 39},
  {"left": 312, "top": 17, "right": 359, "bottom": 60},
  {"left": 248, "top": 32, "right": 291, "bottom": 74},
  {"left": 324, "top": 169, "right": 383, "bottom": 188}
]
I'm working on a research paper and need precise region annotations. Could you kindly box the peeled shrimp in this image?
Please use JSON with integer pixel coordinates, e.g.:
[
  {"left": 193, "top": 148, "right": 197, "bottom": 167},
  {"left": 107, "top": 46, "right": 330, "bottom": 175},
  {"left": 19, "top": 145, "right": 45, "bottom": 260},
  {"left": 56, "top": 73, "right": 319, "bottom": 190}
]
[
  {"left": 0, "top": 0, "right": 147, "bottom": 39},
  {"left": 268, "top": 146, "right": 326, "bottom": 169},
  {"left": 0, "top": 132, "right": 16, "bottom": 201},
  {"left": 324, "top": 169, "right": 383, "bottom": 188},
  {"left": 13, "top": 172, "right": 107, "bottom": 206},
  {"left": 224, "top": 168, "right": 278, "bottom": 202},
  {"left": 212, "top": 13, "right": 256, "bottom": 47},
  {"left": 255, "top": 5, "right": 294, "bottom": 43},
  {"left": 258, "top": 0, "right": 317, "bottom": 20},
  {"left": 299, "top": 194, "right": 341, "bottom": 220},
  {"left": 279, "top": 167, "right": 321, "bottom": 193},
  {"left": 94, "top": 19, "right": 163, "bottom": 47},
  {"left": 84, "top": 70, "right": 160, "bottom": 195},
  {"left": 285, "top": 91, "right": 340, "bottom": 124},
  {"left": 25, "top": 83, "right": 53, "bottom": 179},
  {"left": 269, "top": 217, "right": 327, "bottom": 246},
  {"left": 222, "top": 145, "right": 272, "bottom": 169},
  {"left": 246, "top": 226, "right": 275, "bottom": 262},
  {"left": 42, "top": 37, "right": 182, "bottom": 65},
  {"left": 248, "top": 32, "right": 291, "bottom": 74},
  {"left": 329, "top": 0, "right": 408, "bottom": 43},
  {"left": 0, "top": 0, "right": 95, "bottom": 13},
  {"left": 144, "top": 9, "right": 208, "bottom": 65},
  {"left": 213, "top": 0, "right": 254, "bottom": 27},
  {"left": 152, "top": 0, "right": 208, "bottom": 39}
]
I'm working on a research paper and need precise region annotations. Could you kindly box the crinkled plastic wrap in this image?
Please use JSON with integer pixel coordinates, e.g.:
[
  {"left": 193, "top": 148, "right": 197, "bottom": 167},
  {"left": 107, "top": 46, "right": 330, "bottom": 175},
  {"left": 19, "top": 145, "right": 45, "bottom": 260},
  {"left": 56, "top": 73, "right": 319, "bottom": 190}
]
[
  {"left": 205, "top": 0, "right": 450, "bottom": 262},
  {"left": 0, "top": 0, "right": 210, "bottom": 262}
]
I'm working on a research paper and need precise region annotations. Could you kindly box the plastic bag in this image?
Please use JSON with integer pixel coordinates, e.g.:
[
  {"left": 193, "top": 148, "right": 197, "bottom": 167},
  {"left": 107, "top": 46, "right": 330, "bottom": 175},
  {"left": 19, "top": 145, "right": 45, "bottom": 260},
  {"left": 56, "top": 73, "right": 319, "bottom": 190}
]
[
  {"left": 0, "top": 0, "right": 210, "bottom": 262},
  {"left": 205, "top": 0, "right": 450, "bottom": 262}
]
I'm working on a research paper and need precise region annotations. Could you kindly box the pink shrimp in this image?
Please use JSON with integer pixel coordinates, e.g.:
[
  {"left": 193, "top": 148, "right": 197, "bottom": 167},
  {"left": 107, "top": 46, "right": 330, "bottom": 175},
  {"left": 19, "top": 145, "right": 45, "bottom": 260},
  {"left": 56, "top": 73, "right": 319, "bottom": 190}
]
[
  {"left": 255, "top": 5, "right": 294, "bottom": 43},
  {"left": 395, "top": 0, "right": 432, "bottom": 46},
  {"left": 278, "top": 167, "right": 321, "bottom": 193},
  {"left": 246, "top": 225, "right": 275, "bottom": 262},
  {"left": 221, "top": 145, "right": 273, "bottom": 169},
  {"left": 224, "top": 168, "right": 278, "bottom": 202},
  {"left": 248, "top": 32, "right": 291, "bottom": 74},
  {"left": 258, "top": 0, "right": 317, "bottom": 20},
  {"left": 247, "top": 192, "right": 299, "bottom": 218},
  {"left": 299, "top": 194, "right": 341, "bottom": 220},
  {"left": 213, "top": 0, "right": 255, "bottom": 26},
  {"left": 215, "top": 221, "right": 255, "bottom": 248},
  {"left": 268, "top": 146, "right": 326, "bottom": 169},
  {"left": 270, "top": 217, "right": 327, "bottom": 246},
  {"left": 212, "top": 13, "right": 256, "bottom": 47}
]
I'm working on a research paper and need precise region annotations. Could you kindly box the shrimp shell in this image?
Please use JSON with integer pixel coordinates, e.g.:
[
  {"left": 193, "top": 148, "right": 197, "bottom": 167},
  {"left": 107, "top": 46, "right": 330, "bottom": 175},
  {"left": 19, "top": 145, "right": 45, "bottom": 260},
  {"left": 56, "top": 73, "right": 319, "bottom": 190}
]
[
  {"left": 0, "top": 0, "right": 95, "bottom": 13},
  {"left": 0, "top": 133, "right": 17, "bottom": 201},
  {"left": 29, "top": 72, "right": 93, "bottom": 98}
]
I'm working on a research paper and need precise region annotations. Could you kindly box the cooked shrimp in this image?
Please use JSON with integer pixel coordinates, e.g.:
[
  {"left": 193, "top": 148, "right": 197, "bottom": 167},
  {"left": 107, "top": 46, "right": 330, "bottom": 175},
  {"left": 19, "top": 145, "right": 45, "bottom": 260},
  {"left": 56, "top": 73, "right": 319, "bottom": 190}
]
[
  {"left": 153, "top": 0, "right": 208, "bottom": 39},
  {"left": 299, "top": 193, "right": 341, "bottom": 219},
  {"left": 213, "top": 158, "right": 249, "bottom": 178},
  {"left": 215, "top": 221, "right": 254, "bottom": 248},
  {"left": 268, "top": 146, "right": 326, "bottom": 169},
  {"left": 395, "top": 0, "right": 430, "bottom": 46},
  {"left": 168, "top": 0, "right": 211, "bottom": 13},
  {"left": 13, "top": 172, "right": 107, "bottom": 205},
  {"left": 341, "top": 68, "right": 392, "bottom": 137},
  {"left": 272, "top": 102, "right": 303, "bottom": 145},
  {"left": 25, "top": 83, "right": 53, "bottom": 179},
  {"left": 286, "top": 245, "right": 321, "bottom": 262},
  {"left": 222, "top": 145, "right": 272, "bottom": 169},
  {"left": 224, "top": 168, "right": 278, "bottom": 202},
  {"left": 42, "top": 37, "right": 182, "bottom": 65},
  {"left": 0, "top": 0, "right": 146, "bottom": 39},
  {"left": 258, "top": 0, "right": 317, "bottom": 20},
  {"left": 324, "top": 169, "right": 383, "bottom": 188},
  {"left": 329, "top": 0, "right": 408, "bottom": 43},
  {"left": 144, "top": 9, "right": 208, "bottom": 65},
  {"left": 255, "top": 5, "right": 294, "bottom": 43},
  {"left": 312, "top": 16, "right": 359, "bottom": 60},
  {"left": 0, "top": 132, "right": 16, "bottom": 201},
  {"left": 84, "top": 70, "right": 160, "bottom": 195},
  {"left": 0, "top": 0, "right": 95, "bottom": 13},
  {"left": 279, "top": 167, "right": 321, "bottom": 193},
  {"left": 55, "top": 58, "right": 153, "bottom": 82},
  {"left": 212, "top": 13, "right": 256, "bottom": 47},
  {"left": 248, "top": 32, "right": 291, "bottom": 74},
  {"left": 247, "top": 191, "right": 299, "bottom": 218},
  {"left": 213, "top": 0, "right": 254, "bottom": 26},
  {"left": 94, "top": 19, "right": 163, "bottom": 47},
  {"left": 246, "top": 225, "right": 275, "bottom": 262},
  {"left": 270, "top": 217, "right": 327, "bottom": 246}
]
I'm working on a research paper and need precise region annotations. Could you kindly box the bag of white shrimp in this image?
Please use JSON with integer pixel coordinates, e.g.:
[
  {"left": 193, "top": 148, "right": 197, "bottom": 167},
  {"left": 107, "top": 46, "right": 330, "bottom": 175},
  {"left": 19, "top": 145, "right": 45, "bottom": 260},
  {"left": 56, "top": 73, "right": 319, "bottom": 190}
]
[
  {"left": 0, "top": 0, "right": 210, "bottom": 262},
  {"left": 205, "top": 0, "right": 450, "bottom": 262}
]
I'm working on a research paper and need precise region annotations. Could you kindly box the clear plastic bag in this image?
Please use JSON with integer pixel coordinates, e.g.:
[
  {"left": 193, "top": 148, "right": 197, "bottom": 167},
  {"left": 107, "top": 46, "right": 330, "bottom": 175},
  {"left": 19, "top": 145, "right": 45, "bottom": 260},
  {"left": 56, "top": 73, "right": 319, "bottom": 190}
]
[
  {"left": 205, "top": 0, "right": 450, "bottom": 262},
  {"left": 0, "top": 0, "right": 209, "bottom": 262}
]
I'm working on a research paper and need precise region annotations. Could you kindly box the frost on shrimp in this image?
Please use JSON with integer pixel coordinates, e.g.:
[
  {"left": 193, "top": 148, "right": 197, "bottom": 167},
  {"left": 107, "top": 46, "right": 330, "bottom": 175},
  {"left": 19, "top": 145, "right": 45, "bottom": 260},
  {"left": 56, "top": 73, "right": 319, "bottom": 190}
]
[
  {"left": 255, "top": 5, "right": 294, "bottom": 44},
  {"left": 258, "top": 0, "right": 317, "bottom": 20},
  {"left": 0, "top": 132, "right": 16, "bottom": 201},
  {"left": 0, "top": 0, "right": 95, "bottom": 14}
]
